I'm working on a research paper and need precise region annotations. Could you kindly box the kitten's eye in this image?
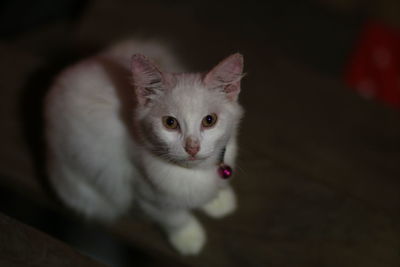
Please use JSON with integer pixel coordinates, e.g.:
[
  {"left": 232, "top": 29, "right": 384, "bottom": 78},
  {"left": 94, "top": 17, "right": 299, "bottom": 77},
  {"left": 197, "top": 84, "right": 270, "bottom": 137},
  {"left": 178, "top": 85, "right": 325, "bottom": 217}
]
[
  {"left": 202, "top": 113, "right": 218, "bottom": 128},
  {"left": 162, "top": 116, "right": 179, "bottom": 130}
]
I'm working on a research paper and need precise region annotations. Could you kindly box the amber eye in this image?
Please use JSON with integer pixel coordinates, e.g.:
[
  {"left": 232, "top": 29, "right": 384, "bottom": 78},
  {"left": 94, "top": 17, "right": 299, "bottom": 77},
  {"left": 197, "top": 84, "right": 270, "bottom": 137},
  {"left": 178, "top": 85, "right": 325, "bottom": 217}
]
[
  {"left": 162, "top": 116, "right": 179, "bottom": 130},
  {"left": 202, "top": 113, "right": 217, "bottom": 128}
]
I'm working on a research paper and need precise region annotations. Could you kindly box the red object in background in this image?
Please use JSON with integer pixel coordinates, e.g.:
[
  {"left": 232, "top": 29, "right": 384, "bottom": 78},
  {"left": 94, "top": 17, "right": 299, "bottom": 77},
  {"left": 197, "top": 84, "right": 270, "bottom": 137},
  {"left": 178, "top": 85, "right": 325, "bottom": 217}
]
[{"left": 345, "top": 21, "right": 400, "bottom": 109}]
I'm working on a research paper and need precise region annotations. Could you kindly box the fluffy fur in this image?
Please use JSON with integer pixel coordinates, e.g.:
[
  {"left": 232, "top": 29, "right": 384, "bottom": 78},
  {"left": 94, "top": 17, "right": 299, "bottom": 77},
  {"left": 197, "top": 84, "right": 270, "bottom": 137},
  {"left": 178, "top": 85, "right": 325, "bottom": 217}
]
[{"left": 45, "top": 40, "right": 244, "bottom": 255}]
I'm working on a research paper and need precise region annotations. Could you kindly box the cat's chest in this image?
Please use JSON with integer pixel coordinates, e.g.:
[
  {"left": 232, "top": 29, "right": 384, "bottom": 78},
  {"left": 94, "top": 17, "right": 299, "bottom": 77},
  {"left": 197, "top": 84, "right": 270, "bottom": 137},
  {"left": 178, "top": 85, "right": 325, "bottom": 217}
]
[{"left": 141, "top": 156, "right": 223, "bottom": 208}]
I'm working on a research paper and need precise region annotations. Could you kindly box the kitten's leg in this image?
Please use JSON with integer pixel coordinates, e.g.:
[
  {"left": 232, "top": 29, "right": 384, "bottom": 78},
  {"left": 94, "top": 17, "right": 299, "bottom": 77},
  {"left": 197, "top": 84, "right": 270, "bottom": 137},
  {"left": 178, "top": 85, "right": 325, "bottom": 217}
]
[
  {"left": 201, "top": 185, "right": 237, "bottom": 219},
  {"left": 139, "top": 201, "right": 206, "bottom": 255}
]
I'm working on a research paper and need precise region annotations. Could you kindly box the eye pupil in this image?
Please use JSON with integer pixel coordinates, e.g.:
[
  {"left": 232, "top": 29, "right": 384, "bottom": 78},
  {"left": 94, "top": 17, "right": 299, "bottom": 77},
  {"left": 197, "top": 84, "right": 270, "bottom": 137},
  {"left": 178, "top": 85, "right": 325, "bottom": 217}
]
[
  {"left": 206, "top": 115, "right": 213, "bottom": 124},
  {"left": 167, "top": 117, "right": 175, "bottom": 125}
]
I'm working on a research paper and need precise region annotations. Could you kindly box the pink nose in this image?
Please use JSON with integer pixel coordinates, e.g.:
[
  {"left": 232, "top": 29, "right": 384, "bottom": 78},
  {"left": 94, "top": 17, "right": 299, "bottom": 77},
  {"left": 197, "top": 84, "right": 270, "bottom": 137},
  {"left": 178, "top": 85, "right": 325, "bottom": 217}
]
[{"left": 185, "top": 137, "right": 200, "bottom": 156}]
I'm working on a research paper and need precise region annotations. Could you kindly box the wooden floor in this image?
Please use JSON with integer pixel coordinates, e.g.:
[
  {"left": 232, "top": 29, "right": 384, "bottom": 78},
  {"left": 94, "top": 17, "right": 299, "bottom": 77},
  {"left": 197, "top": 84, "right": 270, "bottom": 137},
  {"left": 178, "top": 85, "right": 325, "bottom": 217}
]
[{"left": 0, "top": 0, "right": 399, "bottom": 266}]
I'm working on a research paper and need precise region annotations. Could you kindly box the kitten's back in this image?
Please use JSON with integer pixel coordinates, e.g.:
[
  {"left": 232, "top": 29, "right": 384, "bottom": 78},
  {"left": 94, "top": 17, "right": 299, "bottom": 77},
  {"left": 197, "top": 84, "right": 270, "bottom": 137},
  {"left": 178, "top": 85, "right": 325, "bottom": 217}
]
[{"left": 45, "top": 39, "right": 181, "bottom": 219}]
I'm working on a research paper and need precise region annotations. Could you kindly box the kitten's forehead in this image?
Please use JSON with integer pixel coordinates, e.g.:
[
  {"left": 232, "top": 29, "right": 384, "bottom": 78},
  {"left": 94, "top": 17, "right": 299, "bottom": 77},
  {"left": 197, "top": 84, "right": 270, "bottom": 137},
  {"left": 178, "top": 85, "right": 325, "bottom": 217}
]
[{"left": 167, "top": 73, "right": 222, "bottom": 115}]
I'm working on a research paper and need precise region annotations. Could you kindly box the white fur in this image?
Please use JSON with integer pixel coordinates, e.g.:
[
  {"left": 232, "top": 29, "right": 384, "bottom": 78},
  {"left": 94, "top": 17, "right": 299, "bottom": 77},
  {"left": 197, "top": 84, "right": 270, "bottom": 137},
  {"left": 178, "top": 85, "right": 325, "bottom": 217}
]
[
  {"left": 168, "top": 217, "right": 206, "bottom": 255},
  {"left": 202, "top": 186, "right": 237, "bottom": 218},
  {"left": 45, "top": 40, "right": 244, "bottom": 254}
]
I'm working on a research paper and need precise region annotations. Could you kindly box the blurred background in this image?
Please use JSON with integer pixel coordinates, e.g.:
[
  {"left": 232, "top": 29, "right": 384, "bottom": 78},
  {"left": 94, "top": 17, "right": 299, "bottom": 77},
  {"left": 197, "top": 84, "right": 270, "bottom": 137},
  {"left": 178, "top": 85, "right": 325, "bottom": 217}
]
[{"left": 0, "top": 0, "right": 399, "bottom": 266}]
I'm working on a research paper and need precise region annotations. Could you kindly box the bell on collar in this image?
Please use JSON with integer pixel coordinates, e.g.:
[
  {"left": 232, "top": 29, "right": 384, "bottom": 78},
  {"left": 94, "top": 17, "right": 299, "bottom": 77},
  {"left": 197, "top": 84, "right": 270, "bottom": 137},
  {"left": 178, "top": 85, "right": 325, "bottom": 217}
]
[{"left": 218, "top": 163, "right": 232, "bottom": 179}]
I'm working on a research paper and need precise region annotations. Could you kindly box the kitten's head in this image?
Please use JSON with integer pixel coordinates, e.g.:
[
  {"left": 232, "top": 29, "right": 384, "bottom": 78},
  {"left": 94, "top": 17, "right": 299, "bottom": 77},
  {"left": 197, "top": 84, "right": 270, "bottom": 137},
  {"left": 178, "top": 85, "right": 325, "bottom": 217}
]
[{"left": 131, "top": 53, "right": 244, "bottom": 166}]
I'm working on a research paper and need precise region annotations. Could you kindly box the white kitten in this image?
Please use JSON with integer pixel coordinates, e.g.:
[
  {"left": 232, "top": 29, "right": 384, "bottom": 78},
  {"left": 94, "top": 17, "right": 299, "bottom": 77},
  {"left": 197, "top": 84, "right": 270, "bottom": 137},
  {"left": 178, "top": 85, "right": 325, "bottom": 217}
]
[{"left": 45, "top": 40, "right": 244, "bottom": 255}]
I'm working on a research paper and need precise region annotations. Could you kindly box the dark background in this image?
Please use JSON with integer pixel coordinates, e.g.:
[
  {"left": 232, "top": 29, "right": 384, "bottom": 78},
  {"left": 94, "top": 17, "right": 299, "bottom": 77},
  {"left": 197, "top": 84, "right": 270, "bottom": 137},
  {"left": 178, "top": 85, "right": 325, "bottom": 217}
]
[{"left": 0, "top": 0, "right": 399, "bottom": 266}]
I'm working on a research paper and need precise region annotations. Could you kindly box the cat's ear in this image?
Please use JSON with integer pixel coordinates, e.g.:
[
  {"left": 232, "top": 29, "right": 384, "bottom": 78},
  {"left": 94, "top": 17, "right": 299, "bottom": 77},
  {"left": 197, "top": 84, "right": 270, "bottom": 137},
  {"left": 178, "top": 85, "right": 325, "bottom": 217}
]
[
  {"left": 131, "top": 54, "right": 169, "bottom": 106},
  {"left": 203, "top": 53, "right": 244, "bottom": 101}
]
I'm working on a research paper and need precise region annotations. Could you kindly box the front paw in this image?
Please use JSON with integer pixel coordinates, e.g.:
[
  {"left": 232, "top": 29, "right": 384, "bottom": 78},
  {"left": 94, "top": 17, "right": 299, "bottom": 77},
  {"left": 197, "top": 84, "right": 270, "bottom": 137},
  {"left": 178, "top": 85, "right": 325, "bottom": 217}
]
[
  {"left": 202, "top": 187, "right": 237, "bottom": 219},
  {"left": 168, "top": 218, "right": 206, "bottom": 255}
]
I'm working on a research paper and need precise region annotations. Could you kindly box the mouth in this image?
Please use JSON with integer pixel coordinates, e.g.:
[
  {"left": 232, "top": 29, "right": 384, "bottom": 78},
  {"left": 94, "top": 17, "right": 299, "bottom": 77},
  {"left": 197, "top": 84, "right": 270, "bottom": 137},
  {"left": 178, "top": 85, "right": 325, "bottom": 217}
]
[
  {"left": 187, "top": 153, "right": 213, "bottom": 162},
  {"left": 187, "top": 156, "right": 199, "bottom": 161},
  {"left": 187, "top": 156, "right": 201, "bottom": 161},
  {"left": 166, "top": 154, "right": 210, "bottom": 166}
]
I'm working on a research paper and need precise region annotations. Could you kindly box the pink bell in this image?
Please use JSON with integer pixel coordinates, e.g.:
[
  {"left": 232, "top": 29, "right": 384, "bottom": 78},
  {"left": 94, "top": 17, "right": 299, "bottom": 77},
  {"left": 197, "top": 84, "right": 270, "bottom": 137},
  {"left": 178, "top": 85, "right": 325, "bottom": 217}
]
[{"left": 218, "top": 164, "right": 232, "bottom": 179}]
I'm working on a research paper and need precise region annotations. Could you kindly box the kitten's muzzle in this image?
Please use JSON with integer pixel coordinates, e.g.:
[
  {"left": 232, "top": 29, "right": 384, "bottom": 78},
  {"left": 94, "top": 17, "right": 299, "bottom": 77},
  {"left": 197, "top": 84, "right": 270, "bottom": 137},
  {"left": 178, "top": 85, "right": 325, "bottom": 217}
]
[{"left": 184, "top": 137, "right": 200, "bottom": 157}]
